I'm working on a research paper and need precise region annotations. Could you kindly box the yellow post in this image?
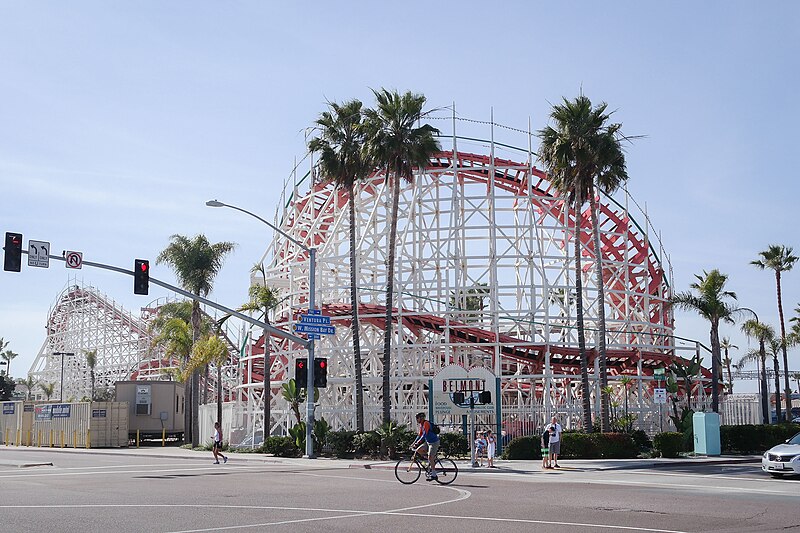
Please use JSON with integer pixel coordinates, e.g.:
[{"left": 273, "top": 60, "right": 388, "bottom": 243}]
[
  {"left": 60, "top": 430, "right": 65, "bottom": 448},
  {"left": 73, "top": 430, "right": 77, "bottom": 448},
  {"left": 17, "top": 428, "right": 21, "bottom": 446},
  {"left": 4, "top": 427, "right": 8, "bottom": 446},
  {"left": 136, "top": 429, "right": 140, "bottom": 448},
  {"left": 86, "top": 429, "right": 90, "bottom": 449},
  {"left": 27, "top": 430, "right": 31, "bottom": 447},
  {"left": 49, "top": 429, "right": 53, "bottom": 447},
  {"left": 38, "top": 430, "right": 42, "bottom": 447},
  {"left": 162, "top": 428, "right": 166, "bottom": 447}
]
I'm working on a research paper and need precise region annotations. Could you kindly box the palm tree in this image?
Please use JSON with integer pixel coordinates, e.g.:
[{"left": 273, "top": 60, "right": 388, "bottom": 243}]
[
  {"left": 237, "top": 263, "right": 280, "bottom": 436},
  {"left": 309, "top": 99, "right": 374, "bottom": 432},
  {"left": 190, "top": 335, "right": 228, "bottom": 428},
  {"left": 740, "top": 319, "right": 775, "bottom": 423},
  {"left": 364, "top": 89, "right": 440, "bottom": 424},
  {"left": 1, "top": 349, "right": 17, "bottom": 377},
  {"left": 538, "top": 96, "right": 631, "bottom": 433},
  {"left": 752, "top": 245, "right": 798, "bottom": 421},
  {"left": 720, "top": 337, "right": 738, "bottom": 394},
  {"left": 157, "top": 234, "right": 236, "bottom": 446},
  {"left": 40, "top": 381, "right": 55, "bottom": 401},
  {"left": 766, "top": 337, "right": 784, "bottom": 422},
  {"left": 672, "top": 270, "right": 739, "bottom": 413},
  {"left": 16, "top": 375, "right": 37, "bottom": 400},
  {"left": 83, "top": 349, "right": 97, "bottom": 401}
]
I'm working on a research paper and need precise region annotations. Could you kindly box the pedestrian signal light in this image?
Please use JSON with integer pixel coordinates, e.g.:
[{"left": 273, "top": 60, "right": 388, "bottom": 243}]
[
  {"left": 478, "top": 390, "right": 492, "bottom": 404},
  {"left": 452, "top": 392, "right": 465, "bottom": 405},
  {"left": 133, "top": 259, "right": 149, "bottom": 295},
  {"left": 3, "top": 232, "right": 22, "bottom": 272},
  {"left": 295, "top": 358, "right": 308, "bottom": 388},
  {"left": 313, "top": 358, "right": 328, "bottom": 388}
]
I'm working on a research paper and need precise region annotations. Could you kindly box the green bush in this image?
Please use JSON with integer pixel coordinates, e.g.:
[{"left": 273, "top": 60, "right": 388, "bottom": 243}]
[
  {"left": 630, "top": 429, "right": 652, "bottom": 451},
  {"left": 593, "top": 432, "right": 638, "bottom": 459},
  {"left": 721, "top": 423, "right": 800, "bottom": 454},
  {"left": 262, "top": 436, "right": 299, "bottom": 457},
  {"left": 653, "top": 432, "right": 684, "bottom": 458},
  {"left": 327, "top": 431, "right": 356, "bottom": 457},
  {"left": 561, "top": 432, "right": 599, "bottom": 459},
  {"left": 352, "top": 431, "right": 381, "bottom": 456},
  {"left": 501, "top": 435, "right": 540, "bottom": 460},
  {"left": 439, "top": 432, "right": 469, "bottom": 458}
]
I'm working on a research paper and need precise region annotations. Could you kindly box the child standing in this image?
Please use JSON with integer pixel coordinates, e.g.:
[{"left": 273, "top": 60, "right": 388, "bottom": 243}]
[
  {"left": 485, "top": 429, "right": 497, "bottom": 468},
  {"left": 541, "top": 426, "right": 551, "bottom": 469}
]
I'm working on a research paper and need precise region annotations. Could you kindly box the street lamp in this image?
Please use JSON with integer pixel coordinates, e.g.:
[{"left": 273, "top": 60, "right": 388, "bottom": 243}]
[
  {"left": 53, "top": 352, "right": 75, "bottom": 402},
  {"left": 206, "top": 199, "right": 318, "bottom": 458}
]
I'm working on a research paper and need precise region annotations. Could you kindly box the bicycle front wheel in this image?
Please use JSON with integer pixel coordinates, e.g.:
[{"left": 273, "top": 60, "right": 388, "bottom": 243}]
[
  {"left": 434, "top": 457, "right": 458, "bottom": 485},
  {"left": 395, "top": 458, "right": 422, "bottom": 484}
]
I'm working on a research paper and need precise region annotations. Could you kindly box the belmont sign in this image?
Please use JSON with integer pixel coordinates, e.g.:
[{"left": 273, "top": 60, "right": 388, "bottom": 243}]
[{"left": 432, "top": 364, "right": 495, "bottom": 416}]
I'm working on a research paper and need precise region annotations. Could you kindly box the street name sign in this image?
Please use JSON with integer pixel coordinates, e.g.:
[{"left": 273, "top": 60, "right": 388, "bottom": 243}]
[
  {"left": 28, "top": 240, "right": 50, "bottom": 268},
  {"left": 293, "top": 323, "right": 336, "bottom": 335},
  {"left": 300, "top": 314, "right": 331, "bottom": 325}
]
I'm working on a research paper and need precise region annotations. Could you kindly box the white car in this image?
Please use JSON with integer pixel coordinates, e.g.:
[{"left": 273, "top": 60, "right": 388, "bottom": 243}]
[{"left": 762, "top": 432, "right": 800, "bottom": 478}]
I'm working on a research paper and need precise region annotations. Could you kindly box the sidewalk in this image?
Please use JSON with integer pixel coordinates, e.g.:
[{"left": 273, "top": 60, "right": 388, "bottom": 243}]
[{"left": 0, "top": 444, "right": 761, "bottom": 473}]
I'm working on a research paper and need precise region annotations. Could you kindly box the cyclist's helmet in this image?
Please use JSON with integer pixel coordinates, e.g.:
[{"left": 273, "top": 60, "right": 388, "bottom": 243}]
[{"left": 415, "top": 412, "right": 426, "bottom": 421}]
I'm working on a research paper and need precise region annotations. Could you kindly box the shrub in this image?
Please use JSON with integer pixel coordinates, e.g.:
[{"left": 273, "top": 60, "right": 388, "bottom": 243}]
[
  {"left": 593, "top": 432, "right": 638, "bottom": 459},
  {"left": 630, "top": 429, "right": 652, "bottom": 451},
  {"left": 352, "top": 431, "right": 381, "bottom": 456},
  {"left": 262, "top": 436, "right": 299, "bottom": 457},
  {"left": 721, "top": 423, "right": 800, "bottom": 454},
  {"left": 501, "top": 435, "right": 540, "bottom": 460},
  {"left": 653, "top": 432, "right": 684, "bottom": 458},
  {"left": 439, "top": 432, "right": 469, "bottom": 458},
  {"left": 327, "top": 431, "right": 356, "bottom": 457},
  {"left": 561, "top": 432, "right": 599, "bottom": 459}
]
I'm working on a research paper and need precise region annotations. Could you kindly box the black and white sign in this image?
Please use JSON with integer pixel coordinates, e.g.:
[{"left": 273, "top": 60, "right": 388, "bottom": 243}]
[
  {"left": 28, "top": 240, "right": 50, "bottom": 268},
  {"left": 653, "top": 388, "right": 668, "bottom": 404},
  {"left": 2, "top": 402, "right": 14, "bottom": 415},
  {"left": 65, "top": 251, "right": 83, "bottom": 269}
]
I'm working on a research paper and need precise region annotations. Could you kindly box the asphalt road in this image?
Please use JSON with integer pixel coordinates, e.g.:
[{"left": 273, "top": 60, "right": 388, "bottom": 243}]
[{"left": 1, "top": 449, "right": 798, "bottom": 533}]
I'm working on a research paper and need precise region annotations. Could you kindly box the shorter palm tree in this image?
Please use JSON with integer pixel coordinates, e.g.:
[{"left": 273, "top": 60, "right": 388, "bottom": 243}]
[
  {"left": 17, "top": 375, "right": 37, "bottom": 400},
  {"left": 40, "top": 382, "right": 55, "bottom": 401},
  {"left": 1, "top": 349, "right": 18, "bottom": 377},
  {"left": 740, "top": 319, "right": 775, "bottom": 423},
  {"left": 190, "top": 335, "right": 228, "bottom": 427},
  {"left": 720, "top": 337, "right": 738, "bottom": 394},
  {"left": 83, "top": 349, "right": 97, "bottom": 401}
]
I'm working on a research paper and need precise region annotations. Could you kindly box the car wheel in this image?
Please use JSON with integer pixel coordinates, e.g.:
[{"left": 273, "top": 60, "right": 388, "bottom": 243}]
[{"left": 770, "top": 473, "right": 784, "bottom": 478}]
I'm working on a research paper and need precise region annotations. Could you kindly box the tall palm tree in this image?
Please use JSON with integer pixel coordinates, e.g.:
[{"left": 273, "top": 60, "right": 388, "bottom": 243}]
[
  {"left": 157, "top": 234, "right": 235, "bottom": 446},
  {"left": 538, "top": 95, "right": 607, "bottom": 431},
  {"left": 83, "top": 349, "right": 97, "bottom": 401},
  {"left": 237, "top": 263, "right": 280, "bottom": 436},
  {"left": 752, "top": 245, "right": 798, "bottom": 421},
  {"left": 720, "top": 337, "right": 738, "bottom": 394},
  {"left": 309, "top": 99, "right": 374, "bottom": 432},
  {"left": 672, "top": 270, "right": 739, "bottom": 413},
  {"left": 364, "top": 89, "right": 440, "bottom": 424},
  {"left": 766, "top": 337, "right": 784, "bottom": 422},
  {"left": 740, "top": 319, "right": 775, "bottom": 423},
  {"left": 1, "top": 349, "right": 17, "bottom": 377},
  {"left": 190, "top": 335, "right": 228, "bottom": 429}
]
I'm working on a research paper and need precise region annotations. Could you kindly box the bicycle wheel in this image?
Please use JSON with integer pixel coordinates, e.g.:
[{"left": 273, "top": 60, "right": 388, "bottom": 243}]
[
  {"left": 433, "top": 457, "right": 458, "bottom": 485},
  {"left": 395, "top": 457, "right": 422, "bottom": 484}
]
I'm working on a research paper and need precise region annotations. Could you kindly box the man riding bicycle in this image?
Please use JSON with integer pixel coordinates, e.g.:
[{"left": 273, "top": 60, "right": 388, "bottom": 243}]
[{"left": 411, "top": 412, "right": 440, "bottom": 481}]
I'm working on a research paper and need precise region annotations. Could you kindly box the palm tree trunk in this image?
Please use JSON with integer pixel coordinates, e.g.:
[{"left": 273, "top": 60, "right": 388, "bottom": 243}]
[
  {"left": 710, "top": 321, "right": 721, "bottom": 413},
  {"left": 263, "top": 329, "right": 271, "bottom": 438},
  {"left": 216, "top": 362, "right": 222, "bottom": 427},
  {"left": 573, "top": 182, "right": 593, "bottom": 432},
  {"left": 382, "top": 171, "right": 400, "bottom": 425},
  {"left": 349, "top": 185, "right": 365, "bottom": 432},
  {"left": 776, "top": 271, "right": 791, "bottom": 422},
  {"left": 773, "top": 354, "right": 783, "bottom": 423},
  {"left": 589, "top": 191, "right": 610, "bottom": 432},
  {"left": 759, "top": 343, "right": 769, "bottom": 423},
  {"left": 190, "top": 301, "right": 201, "bottom": 447}
]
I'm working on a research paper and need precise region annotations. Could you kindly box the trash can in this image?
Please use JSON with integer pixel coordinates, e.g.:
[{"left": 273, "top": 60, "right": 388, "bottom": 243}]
[{"left": 693, "top": 411, "right": 721, "bottom": 456}]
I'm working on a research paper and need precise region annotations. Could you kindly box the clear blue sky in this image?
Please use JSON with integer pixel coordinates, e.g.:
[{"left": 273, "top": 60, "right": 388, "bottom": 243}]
[{"left": 1, "top": 2, "right": 798, "bottom": 393}]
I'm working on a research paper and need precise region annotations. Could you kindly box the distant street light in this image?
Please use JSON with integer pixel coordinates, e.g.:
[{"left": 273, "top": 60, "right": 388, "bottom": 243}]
[
  {"left": 53, "top": 352, "right": 75, "bottom": 402},
  {"left": 206, "top": 199, "right": 319, "bottom": 458}
]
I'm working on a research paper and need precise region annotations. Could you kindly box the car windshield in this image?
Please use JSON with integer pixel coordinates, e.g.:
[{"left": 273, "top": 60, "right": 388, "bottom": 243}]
[{"left": 788, "top": 433, "right": 800, "bottom": 445}]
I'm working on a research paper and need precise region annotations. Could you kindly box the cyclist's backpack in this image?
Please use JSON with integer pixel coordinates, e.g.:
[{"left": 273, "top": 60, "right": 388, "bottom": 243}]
[{"left": 430, "top": 423, "right": 440, "bottom": 435}]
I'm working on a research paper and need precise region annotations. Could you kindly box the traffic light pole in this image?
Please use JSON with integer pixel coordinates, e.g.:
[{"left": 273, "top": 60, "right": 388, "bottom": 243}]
[
  {"left": 304, "top": 248, "right": 316, "bottom": 458},
  {"left": 18, "top": 249, "right": 310, "bottom": 347}
]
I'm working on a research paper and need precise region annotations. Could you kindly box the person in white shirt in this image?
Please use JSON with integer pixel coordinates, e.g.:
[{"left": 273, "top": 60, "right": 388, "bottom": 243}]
[
  {"left": 545, "top": 416, "right": 563, "bottom": 468},
  {"left": 212, "top": 422, "right": 228, "bottom": 465}
]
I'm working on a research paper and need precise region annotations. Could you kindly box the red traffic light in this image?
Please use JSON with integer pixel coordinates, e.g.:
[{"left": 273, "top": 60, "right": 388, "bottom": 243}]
[
  {"left": 140, "top": 262, "right": 148, "bottom": 272},
  {"left": 318, "top": 360, "right": 326, "bottom": 369},
  {"left": 298, "top": 361, "right": 305, "bottom": 368}
]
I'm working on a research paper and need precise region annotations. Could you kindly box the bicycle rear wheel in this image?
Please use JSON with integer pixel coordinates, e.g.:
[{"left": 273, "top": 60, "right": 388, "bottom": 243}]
[
  {"left": 434, "top": 457, "right": 458, "bottom": 485},
  {"left": 395, "top": 458, "right": 422, "bottom": 484}
]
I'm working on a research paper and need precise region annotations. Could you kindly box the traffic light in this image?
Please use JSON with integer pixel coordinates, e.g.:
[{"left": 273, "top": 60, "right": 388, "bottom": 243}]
[
  {"left": 478, "top": 390, "right": 492, "bottom": 404},
  {"left": 133, "top": 259, "right": 149, "bottom": 295},
  {"left": 294, "top": 358, "right": 308, "bottom": 388},
  {"left": 314, "top": 358, "right": 328, "bottom": 388},
  {"left": 452, "top": 391, "right": 465, "bottom": 405},
  {"left": 3, "top": 232, "right": 22, "bottom": 272}
]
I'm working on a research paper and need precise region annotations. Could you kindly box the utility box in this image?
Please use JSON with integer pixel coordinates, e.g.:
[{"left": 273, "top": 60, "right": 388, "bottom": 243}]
[
  {"left": 115, "top": 381, "right": 185, "bottom": 440},
  {"left": 693, "top": 411, "right": 721, "bottom": 456}
]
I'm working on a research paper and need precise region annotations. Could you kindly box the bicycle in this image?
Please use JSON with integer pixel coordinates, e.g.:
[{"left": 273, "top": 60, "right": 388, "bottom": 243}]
[{"left": 394, "top": 447, "right": 458, "bottom": 485}]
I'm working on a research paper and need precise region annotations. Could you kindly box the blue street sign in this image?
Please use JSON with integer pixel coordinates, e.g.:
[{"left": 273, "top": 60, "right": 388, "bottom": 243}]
[
  {"left": 307, "top": 333, "right": 321, "bottom": 340},
  {"left": 308, "top": 309, "right": 321, "bottom": 315},
  {"left": 300, "top": 314, "right": 331, "bottom": 325},
  {"left": 293, "top": 323, "right": 336, "bottom": 335}
]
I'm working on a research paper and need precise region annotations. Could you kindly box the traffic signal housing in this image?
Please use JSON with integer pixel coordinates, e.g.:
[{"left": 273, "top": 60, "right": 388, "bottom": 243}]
[
  {"left": 314, "top": 358, "right": 328, "bottom": 388},
  {"left": 294, "top": 358, "right": 308, "bottom": 388},
  {"left": 3, "top": 232, "right": 22, "bottom": 272},
  {"left": 133, "top": 259, "right": 150, "bottom": 295},
  {"left": 478, "top": 390, "right": 492, "bottom": 404},
  {"left": 452, "top": 391, "right": 465, "bottom": 405}
]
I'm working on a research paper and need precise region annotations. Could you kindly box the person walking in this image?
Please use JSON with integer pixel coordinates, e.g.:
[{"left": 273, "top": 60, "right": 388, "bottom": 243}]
[
  {"left": 545, "top": 416, "right": 562, "bottom": 468},
  {"left": 541, "top": 426, "right": 551, "bottom": 469},
  {"left": 486, "top": 429, "right": 497, "bottom": 468},
  {"left": 212, "top": 422, "right": 228, "bottom": 464}
]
